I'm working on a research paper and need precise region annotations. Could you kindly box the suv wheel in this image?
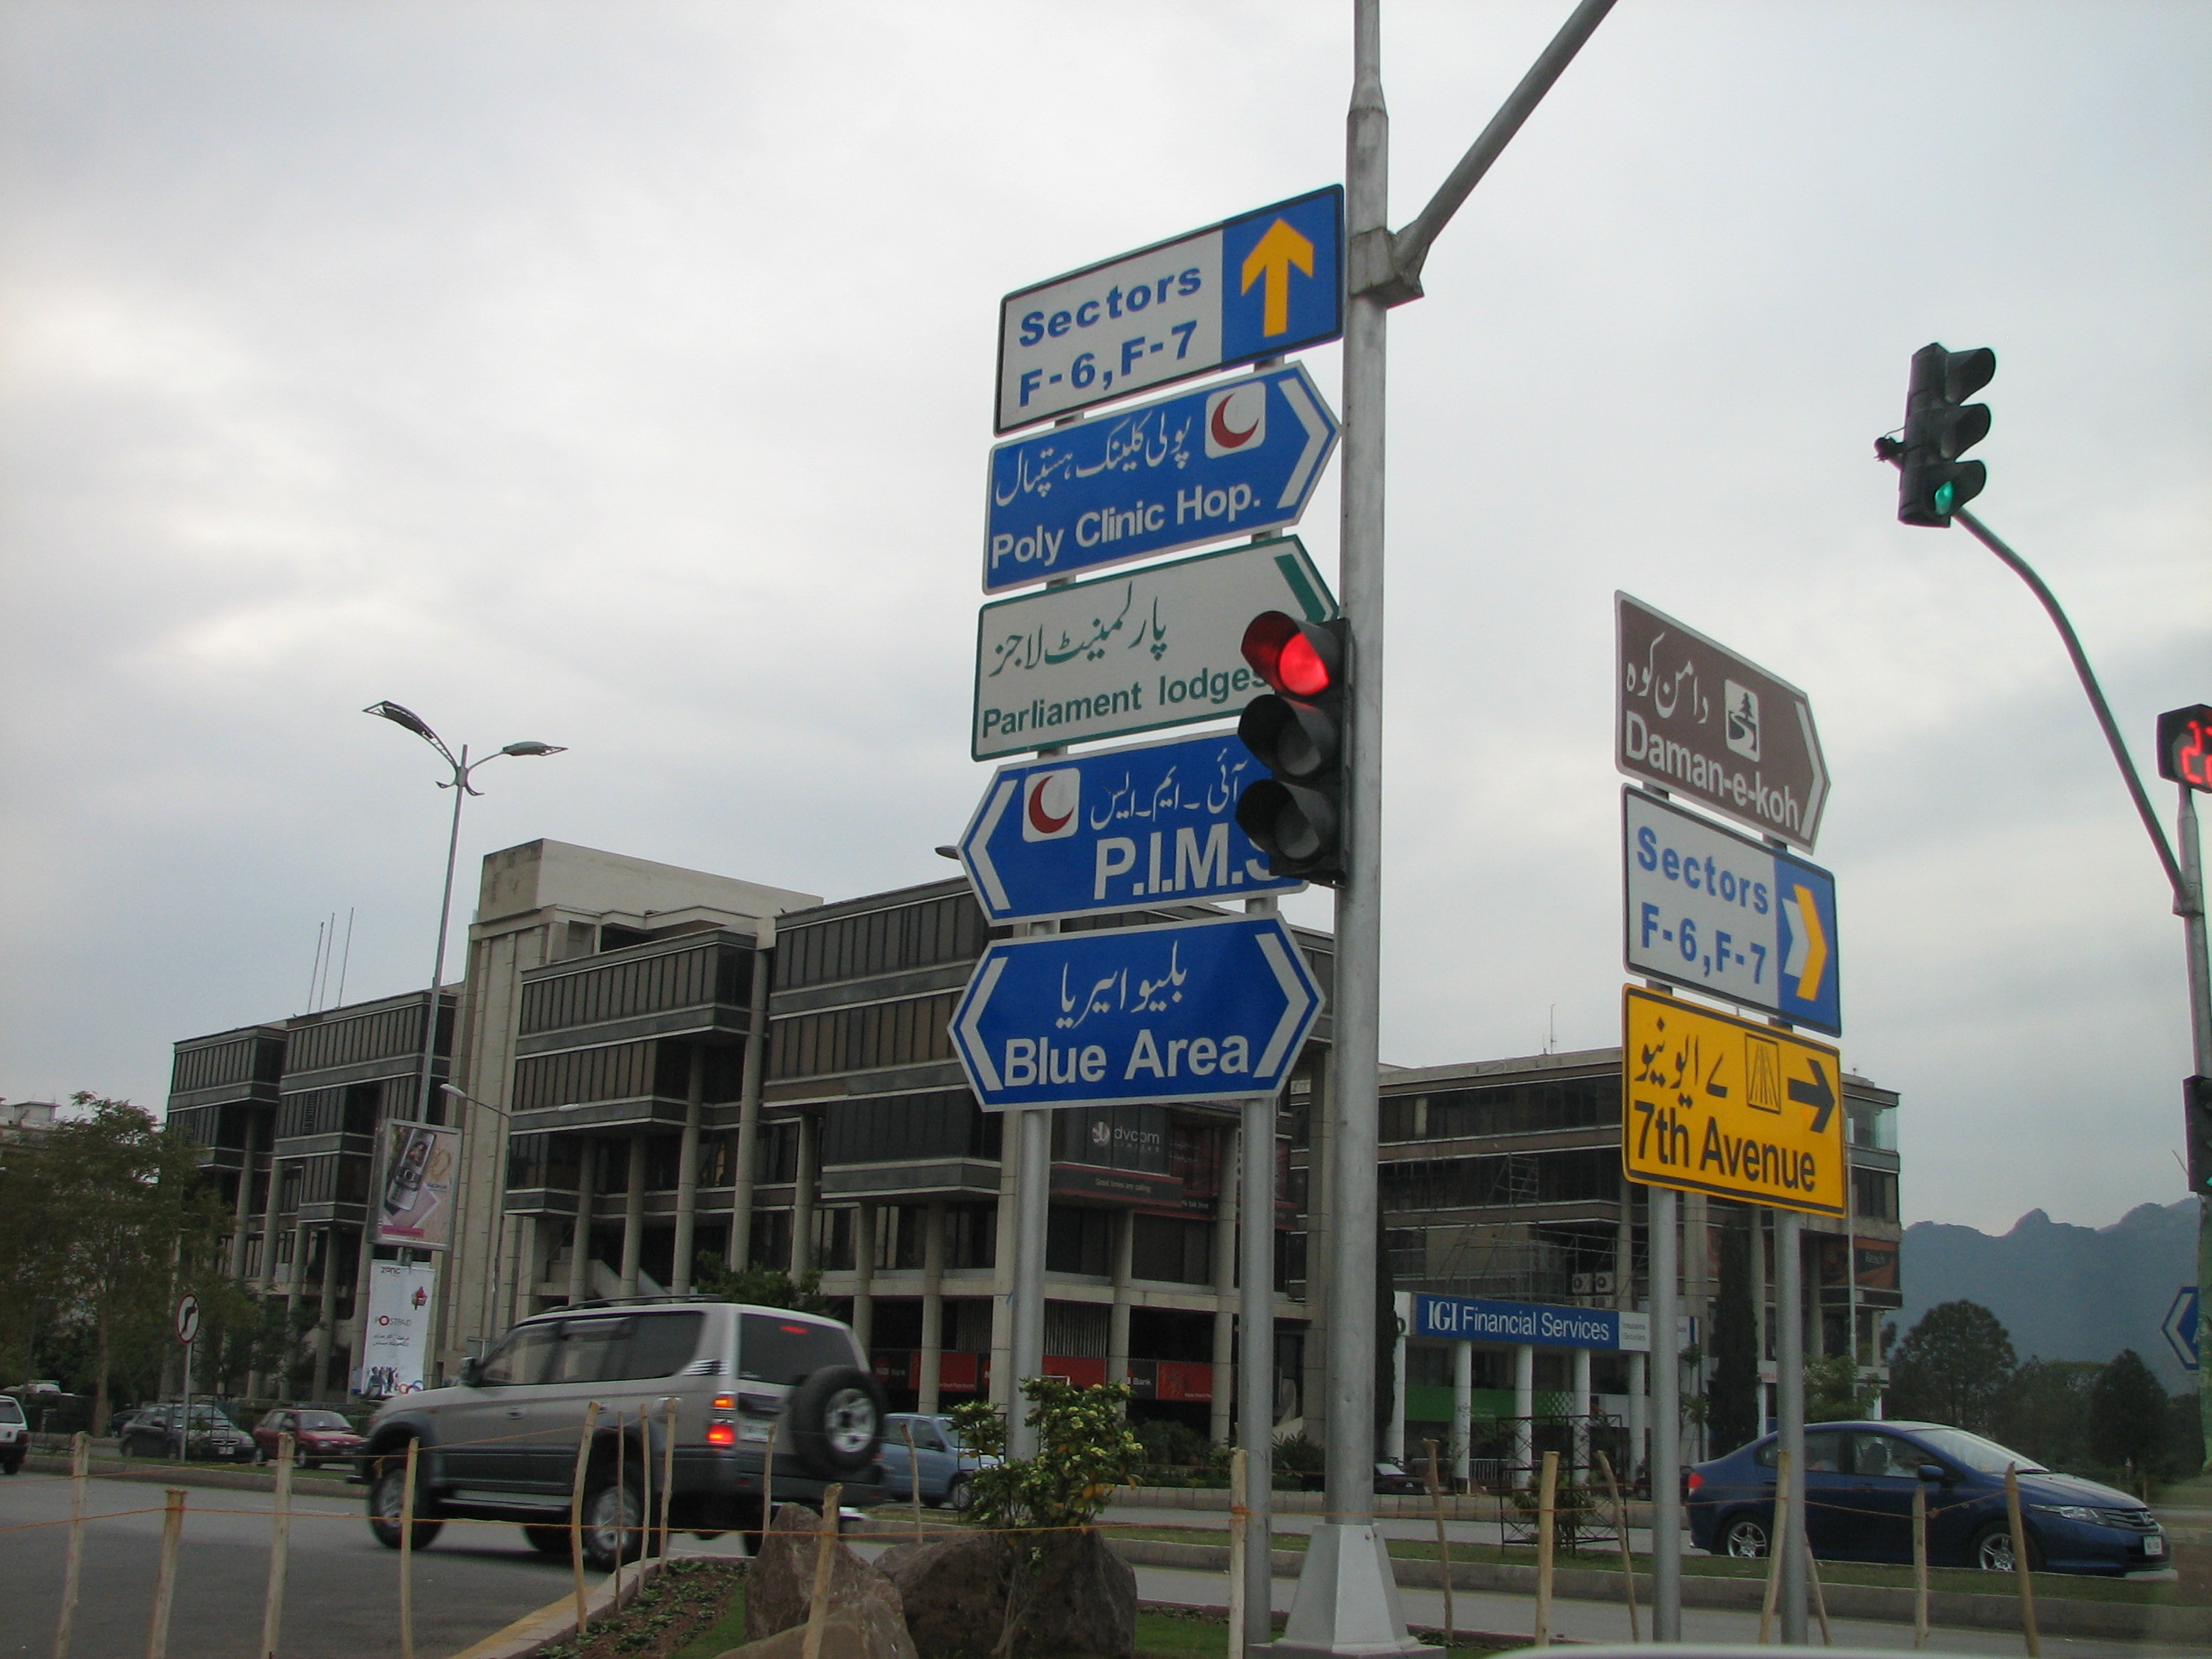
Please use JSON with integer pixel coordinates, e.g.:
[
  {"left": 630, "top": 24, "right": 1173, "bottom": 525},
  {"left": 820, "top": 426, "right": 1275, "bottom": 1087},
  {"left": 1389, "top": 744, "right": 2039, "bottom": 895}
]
[
  {"left": 367, "top": 1452, "right": 445, "bottom": 1551},
  {"left": 522, "top": 1524, "right": 572, "bottom": 1557},
  {"left": 785, "top": 1365, "right": 885, "bottom": 1480},
  {"left": 580, "top": 1470, "right": 649, "bottom": 1574},
  {"left": 1720, "top": 1513, "right": 1770, "bottom": 1558}
]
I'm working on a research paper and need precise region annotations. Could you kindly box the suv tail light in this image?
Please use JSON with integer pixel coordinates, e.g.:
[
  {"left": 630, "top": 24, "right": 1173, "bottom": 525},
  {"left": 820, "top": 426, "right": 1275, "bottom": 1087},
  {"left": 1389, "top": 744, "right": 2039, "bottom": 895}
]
[{"left": 707, "top": 1422, "right": 736, "bottom": 1447}]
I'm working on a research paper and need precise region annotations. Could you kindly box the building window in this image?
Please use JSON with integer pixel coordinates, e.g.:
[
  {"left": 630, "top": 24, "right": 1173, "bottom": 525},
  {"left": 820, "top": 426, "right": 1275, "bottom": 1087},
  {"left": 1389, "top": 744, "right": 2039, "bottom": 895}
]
[
  {"left": 1051, "top": 1106, "right": 1173, "bottom": 1173},
  {"left": 1045, "top": 1207, "right": 1114, "bottom": 1277},
  {"left": 295, "top": 1154, "right": 368, "bottom": 1207},
  {"left": 820, "top": 1091, "right": 1000, "bottom": 1167},
  {"left": 506, "top": 1133, "right": 582, "bottom": 1191},
  {"left": 519, "top": 945, "right": 752, "bottom": 1036},
  {"left": 287, "top": 1003, "right": 446, "bottom": 1074},
  {"left": 772, "top": 895, "right": 991, "bottom": 992},
  {"left": 1381, "top": 1078, "right": 1610, "bottom": 1144},
  {"left": 1379, "top": 1147, "right": 1619, "bottom": 1212},
  {"left": 768, "top": 992, "right": 961, "bottom": 1080},
  {"left": 1131, "top": 1214, "right": 1212, "bottom": 1284},
  {"left": 1852, "top": 1167, "right": 1899, "bottom": 1222},
  {"left": 513, "top": 1042, "right": 657, "bottom": 1112},
  {"left": 276, "top": 1083, "right": 384, "bottom": 1140},
  {"left": 171, "top": 1036, "right": 281, "bottom": 1094}
]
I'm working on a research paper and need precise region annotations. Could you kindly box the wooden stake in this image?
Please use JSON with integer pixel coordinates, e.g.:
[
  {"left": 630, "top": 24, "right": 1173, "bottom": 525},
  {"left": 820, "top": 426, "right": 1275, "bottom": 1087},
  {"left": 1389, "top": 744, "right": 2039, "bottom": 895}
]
[
  {"left": 2005, "top": 1464, "right": 2040, "bottom": 1657},
  {"left": 800, "top": 1484, "right": 844, "bottom": 1659},
  {"left": 1227, "top": 1449, "right": 1249, "bottom": 1659},
  {"left": 660, "top": 1396, "right": 679, "bottom": 1562},
  {"left": 1534, "top": 1449, "right": 1558, "bottom": 1648},
  {"left": 1594, "top": 1448, "right": 1639, "bottom": 1644},
  {"left": 1424, "top": 1440, "right": 1453, "bottom": 1650},
  {"left": 570, "top": 1400, "right": 603, "bottom": 1636},
  {"left": 145, "top": 1487, "right": 186, "bottom": 1659},
  {"left": 399, "top": 1438, "right": 419, "bottom": 1659},
  {"left": 1912, "top": 1481, "right": 1930, "bottom": 1650},
  {"left": 1802, "top": 1516, "right": 1832, "bottom": 1645},
  {"left": 1760, "top": 1447, "right": 1792, "bottom": 1644},
  {"left": 54, "top": 1430, "right": 88, "bottom": 1659},
  {"left": 906, "top": 1419, "right": 923, "bottom": 1538},
  {"left": 259, "top": 1429, "right": 294, "bottom": 1659}
]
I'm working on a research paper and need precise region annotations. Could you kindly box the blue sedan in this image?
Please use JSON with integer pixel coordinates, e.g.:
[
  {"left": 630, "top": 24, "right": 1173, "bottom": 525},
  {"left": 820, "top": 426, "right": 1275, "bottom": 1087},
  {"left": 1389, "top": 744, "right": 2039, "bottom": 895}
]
[
  {"left": 1686, "top": 1420, "right": 2167, "bottom": 1576},
  {"left": 876, "top": 1413, "right": 992, "bottom": 1512}
]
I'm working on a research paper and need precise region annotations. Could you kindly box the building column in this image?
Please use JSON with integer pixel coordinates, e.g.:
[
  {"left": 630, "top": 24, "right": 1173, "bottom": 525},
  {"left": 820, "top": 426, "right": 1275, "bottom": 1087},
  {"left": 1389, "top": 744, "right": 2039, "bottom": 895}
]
[
  {"left": 852, "top": 1203, "right": 877, "bottom": 1351},
  {"left": 310, "top": 1230, "right": 342, "bottom": 1402},
  {"left": 919, "top": 1199, "right": 946, "bottom": 1414},
  {"left": 568, "top": 1139, "right": 599, "bottom": 1305},
  {"left": 1451, "top": 1341, "right": 1472, "bottom": 1489},
  {"left": 510, "top": 1214, "right": 538, "bottom": 1326},
  {"left": 790, "top": 1114, "right": 819, "bottom": 1278},
  {"left": 1210, "top": 1126, "right": 1242, "bottom": 1446},
  {"left": 256, "top": 1157, "right": 285, "bottom": 1296},
  {"left": 727, "top": 955, "right": 771, "bottom": 1267},
  {"left": 1571, "top": 1346, "right": 1593, "bottom": 1475},
  {"left": 619, "top": 1138, "right": 647, "bottom": 1295},
  {"left": 228, "top": 1121, "right": 259, "bottom": 1280},
  {"left": 1512, "top": 1343, "right": 1535, "bottom": 1488},
  {"left": 1107, "top": 1208, "right": 1133, "bottom": 1385},
  {"left": 672, "top": 1048, "right": 706, "bottom": 1293}
]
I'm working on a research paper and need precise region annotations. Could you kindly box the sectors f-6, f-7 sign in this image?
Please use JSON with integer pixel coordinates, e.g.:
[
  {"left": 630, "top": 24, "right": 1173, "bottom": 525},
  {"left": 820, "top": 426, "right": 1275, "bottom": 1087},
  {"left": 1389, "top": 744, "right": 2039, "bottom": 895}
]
[
  {"left": 1616, "top": 593, "right": 1830, "bottom": 852},
  {"left": 1624, "top": 789, "right": 1841, "bottom": 1035},
  {"left": 949, "top": 914, "right": 1324, "bottom": 1112},
  {"left": 959, "top": 731, "right": 1302, "bottom": 926},
  {"left": 995, "top": 187, "right": 1343, "bottom": 432},
  {"left": 1622, "top": 985, "right": 1846, "bottom": 1216},
  {"left": 985, "top": 364, "right": 1339, "bottom": 592}
]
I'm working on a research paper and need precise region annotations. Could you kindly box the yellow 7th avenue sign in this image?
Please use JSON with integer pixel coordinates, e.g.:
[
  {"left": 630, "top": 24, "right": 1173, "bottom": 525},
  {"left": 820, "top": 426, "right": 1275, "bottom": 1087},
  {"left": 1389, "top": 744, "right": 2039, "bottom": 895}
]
[{"left": 1622, "top": 985, "right": 1846, "bottom": 1216}]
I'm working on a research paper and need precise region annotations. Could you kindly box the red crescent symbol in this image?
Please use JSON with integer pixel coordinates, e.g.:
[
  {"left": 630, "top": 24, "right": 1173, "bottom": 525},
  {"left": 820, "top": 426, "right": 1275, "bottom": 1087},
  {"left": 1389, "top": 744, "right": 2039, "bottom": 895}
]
[
  {"left": 1211, "top": 397, "right": 1259, "bottom": 449},
  {"left": 1027, "top": 777, "right": 1073, "bottom": 835}
]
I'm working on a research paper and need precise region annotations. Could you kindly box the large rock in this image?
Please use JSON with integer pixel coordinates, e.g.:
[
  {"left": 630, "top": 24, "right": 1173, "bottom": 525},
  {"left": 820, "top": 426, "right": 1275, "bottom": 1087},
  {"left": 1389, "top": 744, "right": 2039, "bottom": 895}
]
[
  {"left": 876, "top": 1528, "right": 1134, "bottom": 1659},
  {"left": 745, "top": 1502, "right": 917, "bottom": 1659},
  {"left": 717, "top": 1608, "right": 905, "bottom": 1659}
]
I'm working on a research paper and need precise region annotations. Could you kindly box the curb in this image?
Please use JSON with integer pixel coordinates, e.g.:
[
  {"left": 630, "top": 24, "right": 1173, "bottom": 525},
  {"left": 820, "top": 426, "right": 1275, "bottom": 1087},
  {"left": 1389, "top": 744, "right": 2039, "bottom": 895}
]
[
  {"left": 1104, "top": 1537, "right": 2212, "bottom": 1645},
  {"left": 20, "top": 1452, "right": 358, "bottom": 1498},
  {"left": 448, "top": 1557, "right": 661, "bottom": 1659}
]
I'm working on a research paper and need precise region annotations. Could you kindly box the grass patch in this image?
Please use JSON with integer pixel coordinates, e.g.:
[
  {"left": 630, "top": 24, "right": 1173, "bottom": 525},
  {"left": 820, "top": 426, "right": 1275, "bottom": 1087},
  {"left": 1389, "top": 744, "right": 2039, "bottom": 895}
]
[
  {"left": 667, "top": 1574, "right": 748, "bottom": 1659},
  {"left": 535, "top": 1559, "right": 748, "bottom": 1659},
  {"left": 1130, "top": 1605, "right": 1503, "bottom": 1659}
]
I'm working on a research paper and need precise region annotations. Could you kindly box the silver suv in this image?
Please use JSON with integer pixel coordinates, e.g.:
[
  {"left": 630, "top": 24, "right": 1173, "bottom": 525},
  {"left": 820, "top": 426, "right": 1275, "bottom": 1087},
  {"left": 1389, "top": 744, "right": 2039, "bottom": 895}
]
[{"left": 357, "top": 1297, "right": 884, "bottom": 1571}]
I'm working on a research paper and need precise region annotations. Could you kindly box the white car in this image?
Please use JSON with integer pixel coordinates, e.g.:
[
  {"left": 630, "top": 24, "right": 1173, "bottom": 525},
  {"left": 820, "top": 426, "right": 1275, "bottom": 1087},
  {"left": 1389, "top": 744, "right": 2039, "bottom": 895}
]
[{"left": 0, "top": 1395, "right": 28, "bottom": 1474}]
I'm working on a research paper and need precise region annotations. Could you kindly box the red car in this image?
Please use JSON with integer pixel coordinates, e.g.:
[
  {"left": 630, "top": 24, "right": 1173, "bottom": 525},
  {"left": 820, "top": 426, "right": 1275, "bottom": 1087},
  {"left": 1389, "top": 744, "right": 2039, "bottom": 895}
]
[{"left": 253, "top": 1407, "right": 365, "bottom": 1469}]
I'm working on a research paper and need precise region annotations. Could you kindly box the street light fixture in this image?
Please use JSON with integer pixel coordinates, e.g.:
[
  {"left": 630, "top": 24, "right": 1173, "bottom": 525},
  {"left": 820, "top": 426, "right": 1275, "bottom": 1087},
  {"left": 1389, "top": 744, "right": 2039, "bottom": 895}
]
[{"left": 350, "top": 701, "right": 565, "bottom": 1394}]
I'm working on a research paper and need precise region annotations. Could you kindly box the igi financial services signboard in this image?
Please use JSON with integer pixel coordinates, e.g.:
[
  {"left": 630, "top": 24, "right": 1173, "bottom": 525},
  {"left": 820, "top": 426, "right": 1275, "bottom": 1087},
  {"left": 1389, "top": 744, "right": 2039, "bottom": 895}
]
[{"left": 1412, "top": 1293, "right": 1651, "bottom": 1353}]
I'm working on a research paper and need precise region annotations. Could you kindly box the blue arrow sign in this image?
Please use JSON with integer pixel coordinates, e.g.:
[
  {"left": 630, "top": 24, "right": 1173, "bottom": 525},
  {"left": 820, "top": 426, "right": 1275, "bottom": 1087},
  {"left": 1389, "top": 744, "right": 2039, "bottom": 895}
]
[
  {"left": 948, "top": 914, "right": 1323, "bottom": 1112},
  {"left": 959, "top": 731, "right": 1302, "bottom": 926},
  {"left": 983, "top": 364, "right": 1339, "bottom": 593},
  {"left": 2165, "top": 1285, "right": 2198, "bottom": 1373}
]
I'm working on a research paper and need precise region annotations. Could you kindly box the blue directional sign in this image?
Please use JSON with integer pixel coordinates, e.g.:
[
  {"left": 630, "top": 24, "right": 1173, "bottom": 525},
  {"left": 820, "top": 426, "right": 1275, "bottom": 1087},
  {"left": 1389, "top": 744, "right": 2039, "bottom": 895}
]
[
  {"left": 948, "top": 914, "right": 1323, "bottom": 1112},
  {"left": 1624, "top": 788, "right": 1841, "bottom": 1035},
  {"left": 959, "top": 731, "right": 1302, "bottom": 926},
  {"left": 995, "top": 186, "right": 1343, "bottom": 432},
  {"left": 2166, "top": 1285, "right": 2199, "bottom": 1374},
  {"left": 984, "top": 364, "right": 1339, "bottom": 593}
]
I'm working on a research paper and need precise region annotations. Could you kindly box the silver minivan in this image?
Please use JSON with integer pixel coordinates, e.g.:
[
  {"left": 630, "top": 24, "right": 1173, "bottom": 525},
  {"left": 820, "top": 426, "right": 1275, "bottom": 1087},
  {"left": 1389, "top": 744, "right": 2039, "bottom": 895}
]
[{"left": 358, "top": 1296, "right": 884, "bottom": 1570}]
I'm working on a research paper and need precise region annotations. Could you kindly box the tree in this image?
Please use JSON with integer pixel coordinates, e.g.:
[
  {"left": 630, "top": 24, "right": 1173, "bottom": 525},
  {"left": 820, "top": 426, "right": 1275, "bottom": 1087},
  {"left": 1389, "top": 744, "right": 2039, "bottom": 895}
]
[
  {"left": 1805, "top": 1353, "right": 1879, "bottom": 1423},
  {"left": 1704, "top": 1217, "right": 1760, "bottom": 1454},
  {"left": 1996, "top": 1358, "right": 2099, "bottom": 1472},
  {"left": 690, "top": 1256, "right": 828, "bottom": 1313},
  {"left": 1883, "top": 1300, "right": 2016, "bottom": 1434},
  {"left": 2087, "top": 1349, "right": 2169, "bottom": 1492}
]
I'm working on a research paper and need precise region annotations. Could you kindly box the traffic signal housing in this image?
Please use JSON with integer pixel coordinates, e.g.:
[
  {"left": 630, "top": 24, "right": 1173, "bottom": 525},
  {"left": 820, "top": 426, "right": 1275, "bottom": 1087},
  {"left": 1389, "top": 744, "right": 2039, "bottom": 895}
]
[
  {"left": 1236, "top": 611, "right": 1351, "bottom": 886},
  {"left": 1897, "top": 341, "right": 1995, "bottom": 527},
  {"left": 2156, "top": 705, "right": 2212, "bottom": 793}
]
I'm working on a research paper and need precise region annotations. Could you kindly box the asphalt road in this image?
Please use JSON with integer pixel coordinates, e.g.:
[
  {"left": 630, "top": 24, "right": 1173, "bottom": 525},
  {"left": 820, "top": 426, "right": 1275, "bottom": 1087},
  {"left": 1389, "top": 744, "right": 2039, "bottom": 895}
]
[{"left": 0, "top": 1470, "right": 742, "bottom": 1659}]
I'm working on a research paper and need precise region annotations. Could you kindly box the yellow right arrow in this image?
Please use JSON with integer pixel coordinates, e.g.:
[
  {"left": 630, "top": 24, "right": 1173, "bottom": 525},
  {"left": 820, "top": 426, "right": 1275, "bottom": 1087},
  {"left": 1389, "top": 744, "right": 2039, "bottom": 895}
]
[
  {"left": 1240, "top": 218, "right": 1314, "bottom": 338},
  {"left": 1791, "top": 884, "right": 1828, "bottom": 1002}
]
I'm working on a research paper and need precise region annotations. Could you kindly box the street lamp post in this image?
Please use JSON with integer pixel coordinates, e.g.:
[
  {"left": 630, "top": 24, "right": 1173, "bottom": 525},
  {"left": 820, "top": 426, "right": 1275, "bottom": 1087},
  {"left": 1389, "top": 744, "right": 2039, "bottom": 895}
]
[{"left": 343, "top": 701, "right": 564, "bottom": 1395}]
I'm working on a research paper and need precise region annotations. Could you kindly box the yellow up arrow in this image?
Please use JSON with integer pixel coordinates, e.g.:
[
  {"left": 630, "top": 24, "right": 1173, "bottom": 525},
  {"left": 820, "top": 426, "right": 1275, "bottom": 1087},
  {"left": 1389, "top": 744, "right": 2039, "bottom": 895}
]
[
  {"left": 1790, "top": 884, "right": 1828, "bottom": 1002},
  {"left": 1240, "top": 218, "right": 1314, "bottom": 338}
]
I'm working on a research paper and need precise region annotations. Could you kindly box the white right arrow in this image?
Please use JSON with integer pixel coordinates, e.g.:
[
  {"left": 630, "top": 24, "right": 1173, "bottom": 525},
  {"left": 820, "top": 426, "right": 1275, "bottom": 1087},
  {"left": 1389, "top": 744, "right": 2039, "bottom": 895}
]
[
  {"left": 1275, "top": 372, "right": 1333, "bottom": 509},
  {"left": 1254, "top": 931, "right": 1313, "bottom": 1079}
]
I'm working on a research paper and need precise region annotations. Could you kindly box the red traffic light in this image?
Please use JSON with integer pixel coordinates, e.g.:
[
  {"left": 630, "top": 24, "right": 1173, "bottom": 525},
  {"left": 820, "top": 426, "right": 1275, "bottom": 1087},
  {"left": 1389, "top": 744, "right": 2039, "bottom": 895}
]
[
  {"left": 2157, "top": 706, "right": 2212, "bottom": 793},
  {"left": 1241, "top": 612, "right": 1342, "bottom": 700}
]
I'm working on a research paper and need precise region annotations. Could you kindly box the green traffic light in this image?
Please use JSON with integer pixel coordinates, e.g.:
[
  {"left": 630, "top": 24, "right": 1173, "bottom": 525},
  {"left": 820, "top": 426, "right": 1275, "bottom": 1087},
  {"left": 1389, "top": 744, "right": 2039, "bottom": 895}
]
[{"left": 1934, "top": 480, "right": 1958, "bottom": 515}]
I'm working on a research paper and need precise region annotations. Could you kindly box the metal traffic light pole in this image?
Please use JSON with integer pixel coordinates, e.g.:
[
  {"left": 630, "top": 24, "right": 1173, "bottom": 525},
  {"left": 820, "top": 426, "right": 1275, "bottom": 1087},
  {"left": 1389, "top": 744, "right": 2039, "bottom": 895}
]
[{"left": 1275, "top": 3, "right": 1618, "bottom": 1654}]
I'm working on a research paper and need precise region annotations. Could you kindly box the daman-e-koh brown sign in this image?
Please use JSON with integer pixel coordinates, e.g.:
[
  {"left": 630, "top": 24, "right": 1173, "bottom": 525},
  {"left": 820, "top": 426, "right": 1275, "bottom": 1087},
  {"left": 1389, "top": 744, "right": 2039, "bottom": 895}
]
[{"left": 1621, "top": 985, "right": 1845, "bottom": 1216}]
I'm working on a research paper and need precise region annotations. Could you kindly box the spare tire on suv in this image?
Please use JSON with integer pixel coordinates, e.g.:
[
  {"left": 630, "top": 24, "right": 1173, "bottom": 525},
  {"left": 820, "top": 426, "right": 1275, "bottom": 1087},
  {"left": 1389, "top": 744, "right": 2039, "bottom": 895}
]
[{"left": 786, "top": 1365, "right": 885, "bottom": 1480}]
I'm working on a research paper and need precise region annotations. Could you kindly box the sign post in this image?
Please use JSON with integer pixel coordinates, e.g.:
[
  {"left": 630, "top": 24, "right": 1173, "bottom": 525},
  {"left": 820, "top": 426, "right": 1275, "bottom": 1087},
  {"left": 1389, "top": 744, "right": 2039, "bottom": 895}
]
[{"left": 172, "top": 1295, "right": 198, "bottom": 1465}]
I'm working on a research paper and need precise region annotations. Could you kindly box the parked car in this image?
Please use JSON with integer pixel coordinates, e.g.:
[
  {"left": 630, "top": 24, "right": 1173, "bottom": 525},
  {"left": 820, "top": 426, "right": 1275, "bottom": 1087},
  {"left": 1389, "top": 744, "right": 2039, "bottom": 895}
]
[
  {"left": 877, "top": 1412, "right": 998, "bottom": 1511},
  {"left": 356, "top": 1296, "right": 887, "bottom": 1573},
  {"left": 0, "top": 1394, "right": 26, "bottom": 1474},
  {"left": 253, "top": 1406, "right": 365, "bottom": 1469},
  {"left": 1687, "top": 1420, "right": 2167, "bottom": 1576},
  {"left": 118, "top": 1403, "right": 259, "bottom": 1463}
]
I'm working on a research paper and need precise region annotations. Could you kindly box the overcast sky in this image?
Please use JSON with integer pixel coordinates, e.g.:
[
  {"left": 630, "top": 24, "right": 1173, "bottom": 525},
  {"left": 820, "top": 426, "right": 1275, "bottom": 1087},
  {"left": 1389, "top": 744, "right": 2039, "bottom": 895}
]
[{"left": 2, "top": 2, "right": 2204, "bottom": 1234}]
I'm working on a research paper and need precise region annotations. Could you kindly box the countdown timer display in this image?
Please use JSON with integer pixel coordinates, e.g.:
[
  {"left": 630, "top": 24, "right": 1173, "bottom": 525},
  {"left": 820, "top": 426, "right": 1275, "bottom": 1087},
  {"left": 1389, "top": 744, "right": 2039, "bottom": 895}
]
[{"left": 2158, "top": 705, "right": 2212, "bottom": 793}]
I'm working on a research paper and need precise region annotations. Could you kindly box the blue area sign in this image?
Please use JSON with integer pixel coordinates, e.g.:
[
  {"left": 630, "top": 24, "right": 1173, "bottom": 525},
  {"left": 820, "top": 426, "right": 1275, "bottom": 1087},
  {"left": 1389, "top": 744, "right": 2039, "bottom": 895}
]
[
  {"left": 984, "top": 364, "right": 1340, "bottom": 593},
  {"left": 1412, "top": 1293, "right": 1651, "bottom": 1354},
  {"left": 2166, "top": 1285, "right": 2199, "bottom": 1374},
  {"left": 995, "top": 186, "right": 1343, "bottom": 432},
  {"left": 959, "top": 731, "right": 1301, "bottom": 926},
  {"left": 948, "top": 914, "right": 1324, "bottom": 1112}
]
